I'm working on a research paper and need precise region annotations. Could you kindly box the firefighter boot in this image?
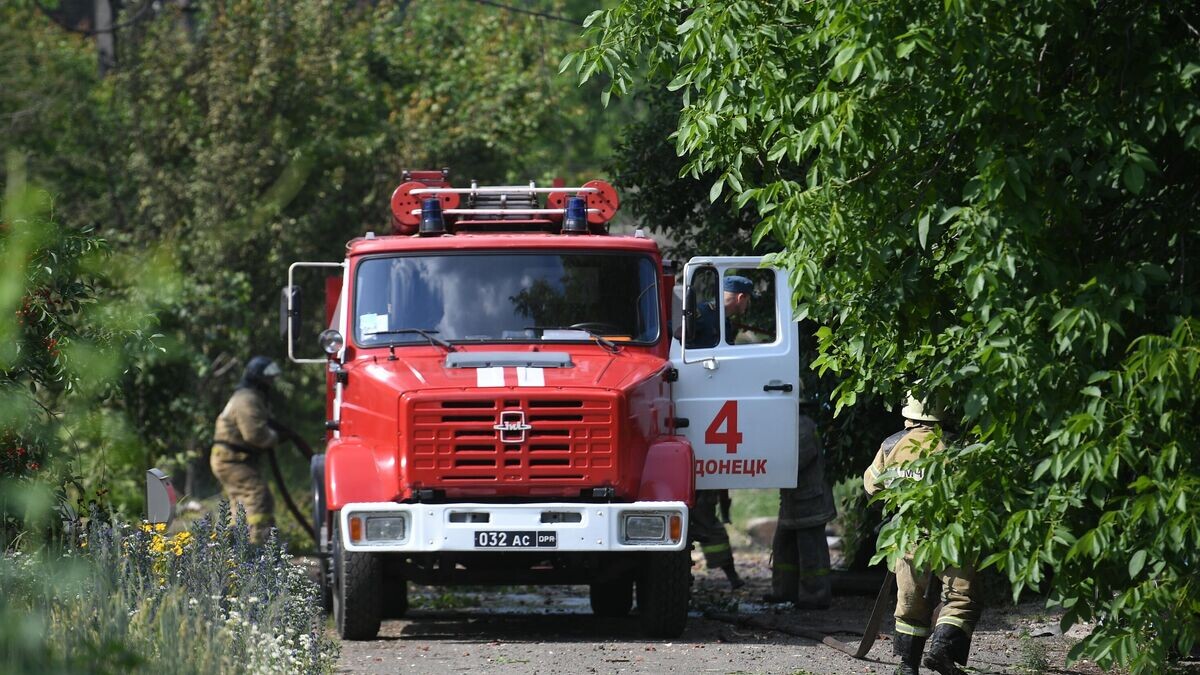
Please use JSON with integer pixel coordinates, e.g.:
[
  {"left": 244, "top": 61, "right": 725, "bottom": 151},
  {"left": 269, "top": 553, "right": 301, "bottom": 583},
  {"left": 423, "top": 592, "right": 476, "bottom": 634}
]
[
  {"left": 794, "top": 574, "right": 832, "bottom": 609},
  {"left": 923, "top": 625, "right": 970, "bottom": 675},
  {"left": 722, "top": 563, "right": 745, "bottom": 590},
  {"left": 893, "top": 633, "right": 927, "bottom": 675}
]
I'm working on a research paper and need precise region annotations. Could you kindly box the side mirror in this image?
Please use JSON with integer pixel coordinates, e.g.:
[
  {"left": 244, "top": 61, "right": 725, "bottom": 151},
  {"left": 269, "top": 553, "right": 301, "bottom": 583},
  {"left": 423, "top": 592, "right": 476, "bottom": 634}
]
[{"left": 280, "top": 285, "right": 302, "bottom": 344}]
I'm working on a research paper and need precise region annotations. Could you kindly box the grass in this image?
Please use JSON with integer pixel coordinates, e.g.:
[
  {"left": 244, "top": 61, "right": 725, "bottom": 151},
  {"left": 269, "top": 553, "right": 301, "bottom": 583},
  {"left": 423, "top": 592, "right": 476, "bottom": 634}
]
[
  {"left": 728, "top": 489, "right": 779, "bottom": 532},
  {"left": 409, "top": 590, "right": 480, "bottom": 610},
  {"left": 1018, "top": 630, "right": 1051, "bottom": 674}
]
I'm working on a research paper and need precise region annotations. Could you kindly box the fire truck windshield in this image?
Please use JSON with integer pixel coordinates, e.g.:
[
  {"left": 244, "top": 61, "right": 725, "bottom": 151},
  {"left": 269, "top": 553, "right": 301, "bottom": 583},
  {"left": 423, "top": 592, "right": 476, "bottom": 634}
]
[{"left": 353, "top": 252, "right": 660, "bottom": 346}]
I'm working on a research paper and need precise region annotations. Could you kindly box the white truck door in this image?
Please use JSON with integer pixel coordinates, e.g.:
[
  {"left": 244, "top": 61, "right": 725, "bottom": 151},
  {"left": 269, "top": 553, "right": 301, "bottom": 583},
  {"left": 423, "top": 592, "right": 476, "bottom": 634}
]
[{"left": 670, "top": 257, "right": 799, "bottom": 489}]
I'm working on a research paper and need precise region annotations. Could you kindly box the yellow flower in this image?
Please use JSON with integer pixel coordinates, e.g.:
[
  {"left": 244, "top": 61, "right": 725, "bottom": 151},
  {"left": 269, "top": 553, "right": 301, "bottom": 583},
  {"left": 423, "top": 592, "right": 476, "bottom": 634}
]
[{"left": 170, "top": 531, "right": 192, "bottom": 556}]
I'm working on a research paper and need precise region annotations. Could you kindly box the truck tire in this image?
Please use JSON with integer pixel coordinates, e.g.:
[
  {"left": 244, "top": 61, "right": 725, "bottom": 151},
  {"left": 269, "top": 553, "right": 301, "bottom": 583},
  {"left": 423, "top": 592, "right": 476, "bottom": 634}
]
[
  {"left": 332, "top": 519, "right": 382, "bottom": 640},
  {"left": 589, "top": 578, "right": 633, "bottom": 617},
  {"left": 637, "top": 550, "right": 691, "bottom": 638}
]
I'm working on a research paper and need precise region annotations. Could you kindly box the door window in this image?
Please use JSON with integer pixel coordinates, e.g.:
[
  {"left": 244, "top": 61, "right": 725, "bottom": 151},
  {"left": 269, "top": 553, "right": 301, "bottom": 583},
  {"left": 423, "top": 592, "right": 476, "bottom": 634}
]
[{"left": 722, "top": 268, "right": 777, "bottom": 346}]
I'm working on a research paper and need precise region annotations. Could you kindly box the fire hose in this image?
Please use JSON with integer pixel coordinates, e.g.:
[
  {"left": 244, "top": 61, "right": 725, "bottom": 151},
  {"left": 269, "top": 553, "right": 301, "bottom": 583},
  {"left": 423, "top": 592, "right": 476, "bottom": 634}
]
[
  {"left": 704, "top": 571, "right": 895, "bottom": 658},
  {"left": 265, "top": 420, "right": 319, "bottom": 544}
]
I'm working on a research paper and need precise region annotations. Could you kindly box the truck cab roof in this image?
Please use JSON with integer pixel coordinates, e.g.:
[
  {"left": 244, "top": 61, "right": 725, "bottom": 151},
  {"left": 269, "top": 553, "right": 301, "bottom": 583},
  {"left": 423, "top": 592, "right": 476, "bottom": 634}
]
[{"left": 346, "top": 231, "right": 662, "bottom": 257}]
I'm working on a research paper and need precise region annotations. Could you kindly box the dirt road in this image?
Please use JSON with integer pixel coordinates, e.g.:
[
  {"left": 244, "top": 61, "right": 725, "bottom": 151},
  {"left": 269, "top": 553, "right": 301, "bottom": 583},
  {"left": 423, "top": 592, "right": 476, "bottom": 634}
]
[{"left": 335, "top": 551, "right": 1109, "bottom": 674}]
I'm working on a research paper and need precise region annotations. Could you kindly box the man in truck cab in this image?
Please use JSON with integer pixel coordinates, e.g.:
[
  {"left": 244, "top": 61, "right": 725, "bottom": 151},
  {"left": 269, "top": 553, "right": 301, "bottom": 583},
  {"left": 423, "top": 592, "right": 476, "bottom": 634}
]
[
  {"left": 210, "top": 355, "right": 281, "bottom": 545},
  {"left": 686, "top": 275, "right": 755, "bottom": 589},
  {"left": 691, "top": 274, "right": 753, "bottom": 348}
]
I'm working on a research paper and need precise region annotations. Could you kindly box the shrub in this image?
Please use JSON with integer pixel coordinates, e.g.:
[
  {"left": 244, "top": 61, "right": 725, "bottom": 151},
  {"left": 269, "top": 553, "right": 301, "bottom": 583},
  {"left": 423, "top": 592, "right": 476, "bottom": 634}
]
[{"left": 0, "top": 499, "right": 337, "bottom": 674}]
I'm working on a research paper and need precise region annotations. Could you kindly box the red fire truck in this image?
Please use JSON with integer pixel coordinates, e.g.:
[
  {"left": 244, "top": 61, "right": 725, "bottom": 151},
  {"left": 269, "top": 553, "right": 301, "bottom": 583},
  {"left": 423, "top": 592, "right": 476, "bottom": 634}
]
[{"left": 284, "top": 171, "right": 801, "bottom": 640}]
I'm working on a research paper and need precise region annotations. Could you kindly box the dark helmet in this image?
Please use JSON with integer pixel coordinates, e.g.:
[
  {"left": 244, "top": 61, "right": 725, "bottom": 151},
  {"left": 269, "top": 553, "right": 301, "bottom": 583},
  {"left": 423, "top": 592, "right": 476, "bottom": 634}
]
[{"left": 238, "top": 356, "right": 282, "bottom": 391}]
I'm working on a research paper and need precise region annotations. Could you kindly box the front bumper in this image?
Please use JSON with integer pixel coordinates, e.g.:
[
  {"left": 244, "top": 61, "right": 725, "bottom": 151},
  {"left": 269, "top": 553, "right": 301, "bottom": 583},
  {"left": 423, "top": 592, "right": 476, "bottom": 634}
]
[{"left": 339, "top": 501, "right": 688, "bottom": 553}]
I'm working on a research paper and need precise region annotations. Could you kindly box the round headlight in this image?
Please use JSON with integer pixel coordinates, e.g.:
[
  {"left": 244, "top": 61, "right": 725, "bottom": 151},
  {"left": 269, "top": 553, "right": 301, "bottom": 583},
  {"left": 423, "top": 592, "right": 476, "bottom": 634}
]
[{"left": 318, "top": 329, "right": 344, "bottom": 355}]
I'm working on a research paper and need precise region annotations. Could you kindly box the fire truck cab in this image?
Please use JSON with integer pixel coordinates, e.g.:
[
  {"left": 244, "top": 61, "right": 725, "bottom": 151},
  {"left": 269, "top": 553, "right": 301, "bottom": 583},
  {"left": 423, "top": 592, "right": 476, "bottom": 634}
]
[{"left": 284, "top": 172, "right": 801, "bottom": 640}]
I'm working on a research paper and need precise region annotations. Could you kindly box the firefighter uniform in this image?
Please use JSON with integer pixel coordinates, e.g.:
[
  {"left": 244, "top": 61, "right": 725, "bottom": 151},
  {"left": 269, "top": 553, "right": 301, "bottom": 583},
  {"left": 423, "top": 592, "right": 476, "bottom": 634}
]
[
  {"left": 211, "top": 357, "right": 281, "bottom": 545},
  {"left": 689, "top": 490, "right": 743, "bottom": 588},
  {"left": 690, "top": 490, "right": 734, "bottom": 566},
  {"left": 863, "top": 397, "right": 981, "bottom": 675},
  {"left": 768, "top": 413, "right": 835, "bottom": 608}
]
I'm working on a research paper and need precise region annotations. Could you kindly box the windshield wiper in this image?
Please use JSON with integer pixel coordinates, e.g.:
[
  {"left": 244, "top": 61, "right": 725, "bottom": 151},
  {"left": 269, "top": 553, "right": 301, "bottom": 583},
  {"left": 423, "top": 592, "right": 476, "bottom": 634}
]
[
  {"left": 369, "top": 329, "right": 457, "bottom": 352},
  {"left": 525, "top": 326, "right": 621, "bottom": 354}
]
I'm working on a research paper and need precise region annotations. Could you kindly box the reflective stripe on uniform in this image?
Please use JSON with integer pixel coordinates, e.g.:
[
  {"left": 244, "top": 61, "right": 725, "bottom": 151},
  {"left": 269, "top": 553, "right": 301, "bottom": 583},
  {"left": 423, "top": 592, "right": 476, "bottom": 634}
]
[
  {"left": 936, "top": 615, "right": 970, "bottom": 632},
  {"left": 701, "top": 542, "right": 730, "bottom": 554},
  {"left": 798, "top": 567, "right": 830, "bottom": 577},
  {"left": 895, "top": 619, "right": 931, "bottom": 637},
  {"left": 773, "top": 562, "right": 799, "bottom": 572},
  {"left": 246, "top": 513, "right": 273, "bottom": 525}
]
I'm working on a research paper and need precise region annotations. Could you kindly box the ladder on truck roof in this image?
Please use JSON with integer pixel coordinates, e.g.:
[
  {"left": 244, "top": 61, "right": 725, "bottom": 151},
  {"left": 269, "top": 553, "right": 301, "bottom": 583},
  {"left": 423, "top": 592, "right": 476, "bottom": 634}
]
[{"left": 389, "top": 170, "right": 620, "bottom": 235}]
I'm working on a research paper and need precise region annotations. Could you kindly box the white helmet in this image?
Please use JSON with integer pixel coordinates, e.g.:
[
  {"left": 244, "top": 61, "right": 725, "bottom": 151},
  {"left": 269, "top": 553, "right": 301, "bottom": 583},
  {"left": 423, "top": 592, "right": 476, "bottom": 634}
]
[{"left": 901, "top": 393, "right": 942, "bottom": 422}]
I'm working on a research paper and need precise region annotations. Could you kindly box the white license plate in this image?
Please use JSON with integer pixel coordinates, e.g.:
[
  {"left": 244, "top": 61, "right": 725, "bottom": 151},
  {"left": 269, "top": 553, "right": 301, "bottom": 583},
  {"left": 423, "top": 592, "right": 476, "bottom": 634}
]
[{"left": 473, "top": 530, "right": 557, "bottom": 549}]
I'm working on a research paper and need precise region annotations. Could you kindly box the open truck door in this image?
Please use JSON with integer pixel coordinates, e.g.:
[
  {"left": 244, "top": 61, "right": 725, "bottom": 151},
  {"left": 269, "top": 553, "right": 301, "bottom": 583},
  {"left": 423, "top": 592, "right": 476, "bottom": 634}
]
[{"left": 670, "top": 257, "right": 799, "bottom": 489}]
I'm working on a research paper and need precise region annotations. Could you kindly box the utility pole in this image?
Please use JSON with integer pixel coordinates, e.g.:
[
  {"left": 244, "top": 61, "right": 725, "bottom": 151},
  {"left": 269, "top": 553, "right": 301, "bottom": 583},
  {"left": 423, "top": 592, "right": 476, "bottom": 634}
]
[{"left": 94, "top": 0, "right": 115, "bottom": 75}]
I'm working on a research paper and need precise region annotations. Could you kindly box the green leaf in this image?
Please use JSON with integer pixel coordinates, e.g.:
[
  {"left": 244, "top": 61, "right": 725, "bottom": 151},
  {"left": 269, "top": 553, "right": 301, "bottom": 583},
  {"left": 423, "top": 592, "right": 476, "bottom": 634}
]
[
  {"left": 709, "top": 177, "right": 725, "bottom": 203},
  {"left": 1128, "top": 549, "right": 1146, "bottom": 578},
  {"left": 582, "top": 9, "right": 603, "bottom": 28},
  {"left": 1122, "top": 162, "right": 1145, "bottom": 195},
  {"left": 917, "top": 212, "right": 930, "bottom": 249},
  {"left": 833, "top": 45, "right": 856, "bottom": 68}
]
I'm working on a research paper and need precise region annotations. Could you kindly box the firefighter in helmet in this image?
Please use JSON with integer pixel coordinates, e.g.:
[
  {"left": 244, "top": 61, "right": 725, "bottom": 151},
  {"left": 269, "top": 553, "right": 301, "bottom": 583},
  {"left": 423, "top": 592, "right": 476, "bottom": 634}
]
[
  {"left": 210, "top": 356, "right": 282, "bottom": 545},
  {"left": 864, "top": 395, "right": 981, "bottom": 675},
  {"left": 685, "top": 275, "right": 754, "bottom": 589}
]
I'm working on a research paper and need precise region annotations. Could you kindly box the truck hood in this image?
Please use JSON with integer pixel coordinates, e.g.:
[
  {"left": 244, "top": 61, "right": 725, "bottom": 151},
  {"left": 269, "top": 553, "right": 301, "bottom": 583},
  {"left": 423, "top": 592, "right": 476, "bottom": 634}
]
[{"left": 347, "top": 345, "right": 668, "bottom": 394}]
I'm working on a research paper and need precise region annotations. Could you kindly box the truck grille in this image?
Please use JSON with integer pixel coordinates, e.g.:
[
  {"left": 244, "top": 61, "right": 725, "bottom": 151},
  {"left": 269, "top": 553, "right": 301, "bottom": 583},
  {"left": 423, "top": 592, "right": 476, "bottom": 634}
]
[{"left": 408, "top": 396, "right": 616, "bottom": 488}]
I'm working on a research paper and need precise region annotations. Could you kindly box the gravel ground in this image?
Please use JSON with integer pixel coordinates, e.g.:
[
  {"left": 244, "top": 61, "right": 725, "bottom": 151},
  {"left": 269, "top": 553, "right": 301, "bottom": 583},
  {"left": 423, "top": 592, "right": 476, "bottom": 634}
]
[{"left": 330, "top": 549, "right": 1138, "bottom": 674}]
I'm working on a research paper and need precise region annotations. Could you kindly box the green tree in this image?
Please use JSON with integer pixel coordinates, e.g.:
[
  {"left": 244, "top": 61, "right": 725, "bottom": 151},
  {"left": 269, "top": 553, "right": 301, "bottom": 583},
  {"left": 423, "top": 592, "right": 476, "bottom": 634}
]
[
  {"left": 570, "top": 1, "right": 1200, "bottom": 671},
  {"left": 4, "top": 0, "right": 615, "bottom": 520},
  {"left": 1, "top": 154, "right": 169, "bottom": 533},
  {"left": 609, "top": 83, "right": 900, "bottom": 481}
]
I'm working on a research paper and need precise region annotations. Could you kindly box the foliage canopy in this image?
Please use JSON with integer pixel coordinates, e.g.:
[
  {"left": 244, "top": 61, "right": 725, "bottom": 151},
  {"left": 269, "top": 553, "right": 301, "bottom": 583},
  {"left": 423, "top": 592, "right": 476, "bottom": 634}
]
[
  {"left": 1, "top": 0, "right": 606, "bottom": 524},
  {"left": 570, "top": 1, "right": 1200, "bottom": 670}
]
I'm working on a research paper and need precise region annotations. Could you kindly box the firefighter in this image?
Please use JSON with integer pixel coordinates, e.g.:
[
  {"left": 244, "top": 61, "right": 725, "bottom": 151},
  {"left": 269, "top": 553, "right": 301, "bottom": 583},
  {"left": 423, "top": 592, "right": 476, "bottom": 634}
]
[
  {"left": 690, "top": 274, "right": 753, "bottom": 348},
  {"left": 688, "top": 490, "right": 743, "bottom": 589},
  {"left": 765, "top": 410, "right": 835, "bottom": 608},
  {"left": 210, "top": 356, "right": 282, "bottom": 545},
  {"left": 686, "top": 274, "right": 754, "bottom": 589},
  {"left": 864, "top": 395, "right": 981, "bottom": 675}
]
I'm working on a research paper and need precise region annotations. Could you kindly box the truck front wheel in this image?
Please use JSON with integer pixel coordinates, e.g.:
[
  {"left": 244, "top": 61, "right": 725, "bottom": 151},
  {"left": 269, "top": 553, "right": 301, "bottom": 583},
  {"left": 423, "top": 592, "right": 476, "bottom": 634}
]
[
  {"left": 636, "top": 550, "right": 691, "bottom": 638},
  {"left": 332, "top": 518, "right": 382, "bottom": 640},
  {"left": 589, "top": 578, "right": 633, "bottom": 617}
]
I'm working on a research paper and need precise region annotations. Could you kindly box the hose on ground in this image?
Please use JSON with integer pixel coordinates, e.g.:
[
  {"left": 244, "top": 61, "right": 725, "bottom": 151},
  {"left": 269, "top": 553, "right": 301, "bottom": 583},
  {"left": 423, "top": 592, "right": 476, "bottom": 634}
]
[{"left": 266, "top": 421, "right": 318, "bottom": 544}]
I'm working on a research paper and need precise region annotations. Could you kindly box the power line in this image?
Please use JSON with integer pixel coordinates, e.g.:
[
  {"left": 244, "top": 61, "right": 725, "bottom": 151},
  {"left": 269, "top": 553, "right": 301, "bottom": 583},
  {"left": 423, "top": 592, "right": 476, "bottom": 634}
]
[{"left": 466, "top": 0, "right": 582, "bottom": 27}]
